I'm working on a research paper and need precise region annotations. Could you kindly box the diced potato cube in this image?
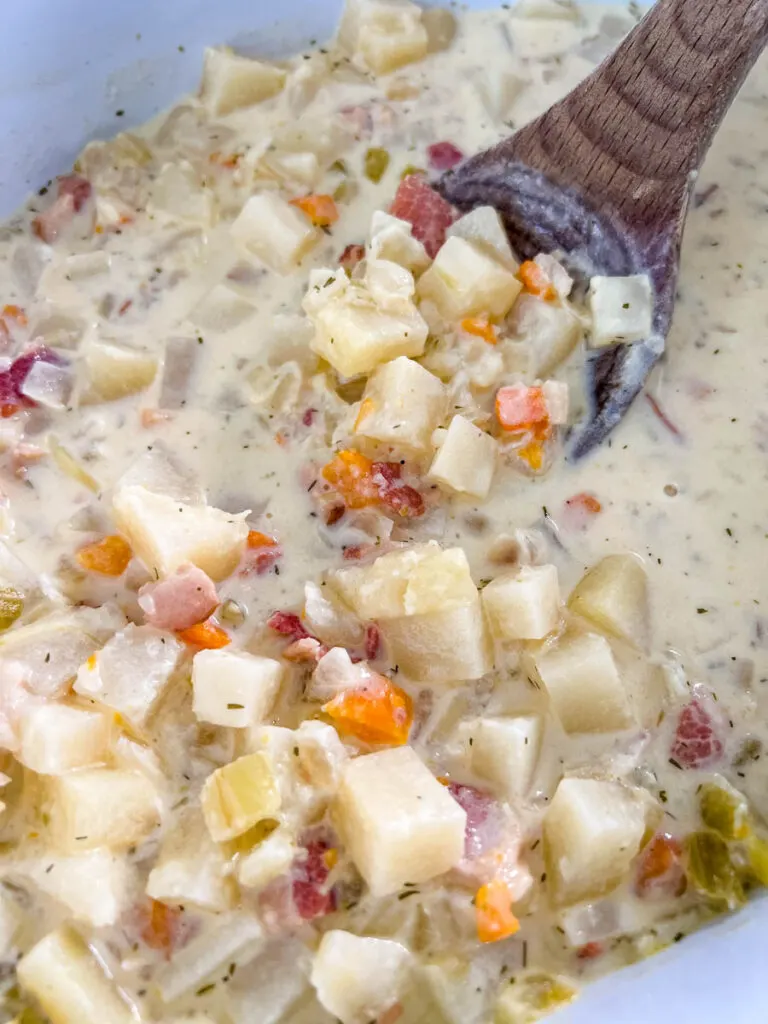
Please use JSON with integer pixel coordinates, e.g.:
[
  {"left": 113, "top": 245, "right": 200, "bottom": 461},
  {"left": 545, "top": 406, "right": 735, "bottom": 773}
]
[
  {"left": 47, "top": 768, "right": 159, "bottom": 852},
  {"left": 226, "top": 939, "right": 313, "bottom": 1024},
  {"left": 568, "top": 554, "right": 650, "bottom": 652},
  {"left": 74, "top": 624, "right": 185, "bottom": 727},
  {"left": 530, "top": 630, "right": 634, "bottom": 734},
  {"left": 447, "top": 205, "right": 519, "bottom": 270},
  {"left": 237, "top": 827, "right": 297, "bottom": 891},
  {"left": 331, "top": 543, "right": 491, "bottom": 682},
  {"left": 82, "top": 338, "right": 157, "bottom": 402},
  {"left": 311, "top": 930, "right": 412, "bottom": 1024},
  {"left": 296, "top": 720, "right": 349, "bottom": 791},
  {"left": 544, "top": 777, "right": 647, "bottom": 905},
  {"left": 148, "top": 160, "right": 217, "bottom": 226},
  {"left": 200, "top": 46, "right": 286, "bottom": 115},
  {"left": 303, "top": 581, "right": 365, "bottom": 648},
  {"left": 147, "top": 808, "right": 235, "bottom": 912},
  {"left": 417, "top": 237, "right": 522, "bottom": 321},
  {"left": 335, "top": 746, "right": 466, "bottom": 895},
  {"left": 18, "top": 702, "right": 112, "bottom": 775},
  {"left": 507, "top": 293, "right": 582, "bottom": 376},
  {"left": 0, "top": 888, "right": 20, "bottom": 959},
  {"left": 353, "top": 356, "right": 447, "bottom": 455},
  {"left": 482, "top": 564, "right": 561, "bottom": 641},
  {"left": 18, "top": 927, "right": 135, "bottom": 1024},
  {"left": 201, "top": 752, "right": 281, "bottom": 842},
  {"left": 112, "top": 484, "right": 248, "bottom": 581},
  {"left": 191, "top": 284, "right": 257, "bottom": 333},
  {"left": 339, "top": 0, "right": 429, "bottom": 75},
  {"left": 541, "top": 379, "right": 569, "bottom": 424},
  {"left": 368, "top": 211, "right": 430, "bottom": 273},
  {"left": 465, "top": 714, "right": 542, "bottom": 800},
  {"left": 261, "top": 150, "right": 321, "bottom": 189},
  {"left": 428, "top": 415, "right": 497, "bottom": 499},
  {"left": 588, "top": 274, "right": 653, "bottom": 348},
  {"left": 192, "top": 649, "right": 283, "bottom": 728},
  {"left": 304, "top": 266, "right": 428, "bottom": 378},
  {"left": 231, "top": 193, "right": 320, "bottom": 274}
]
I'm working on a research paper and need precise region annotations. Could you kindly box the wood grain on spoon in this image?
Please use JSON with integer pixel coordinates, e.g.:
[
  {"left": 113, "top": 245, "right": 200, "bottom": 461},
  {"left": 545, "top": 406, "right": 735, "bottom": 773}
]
[{"left": 439, "top": 0, "right": 768, "bottom": 457}]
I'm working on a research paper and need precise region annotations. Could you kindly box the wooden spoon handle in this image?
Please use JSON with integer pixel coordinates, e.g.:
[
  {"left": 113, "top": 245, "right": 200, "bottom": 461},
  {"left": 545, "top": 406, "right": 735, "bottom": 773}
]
[{"left": 520, "top": 0, "right": 768, "bottom": 230}]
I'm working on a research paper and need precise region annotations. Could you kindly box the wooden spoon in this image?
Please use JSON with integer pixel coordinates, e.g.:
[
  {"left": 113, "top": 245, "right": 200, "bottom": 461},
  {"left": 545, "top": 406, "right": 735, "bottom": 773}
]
[{"left": 438, "top": 0, "right": 768, "bottom": 457}]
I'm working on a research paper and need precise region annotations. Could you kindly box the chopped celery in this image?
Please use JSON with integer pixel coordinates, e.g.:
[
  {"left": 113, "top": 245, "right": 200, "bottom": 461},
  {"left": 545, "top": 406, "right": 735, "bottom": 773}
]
[
  {"left": 684, "top": 830, "right": 745, "bottom": 910},
  {"left": 0, "top": 587, "right": 24, "bottom": 631},
  {"left": 495, "top": 972, "right": 578, "bottom": 1023},
  {"left": 364, "top": 147, "right": 390, "bottom": 183},
  {"left": 745, "top": 834, "right": 768, "bottom": 886},
  {"left": 699, "top": 780, "right": 750, "bottom": 840}
]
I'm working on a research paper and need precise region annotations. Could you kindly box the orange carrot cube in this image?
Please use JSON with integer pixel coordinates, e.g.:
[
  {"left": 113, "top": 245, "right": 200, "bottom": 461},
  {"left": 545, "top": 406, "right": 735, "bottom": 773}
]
[
  {"left": 475, "top": 878, "right": 520, "bottom": 943},
  {"left": 290, "top": 194, "right": 340, "bottom": 227},
  {"left": 518, "top": 260, "right": 556, "bottom": 301},
  {"left": 177, "top": 617, "right": 230, "bottom": 649},
  {"left": 76, "top": 534, "right": 132, "bottom": 577},
  {"left": 324, "top": 675, "right": 413, "bottom": 746},
  {"left": 461, "top": 316, "right": 498, "bottom": 345}
]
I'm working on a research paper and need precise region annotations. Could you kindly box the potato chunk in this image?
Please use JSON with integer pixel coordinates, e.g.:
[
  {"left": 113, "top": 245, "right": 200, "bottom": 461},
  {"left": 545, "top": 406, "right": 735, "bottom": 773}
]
[
  {"left": 530, "top": 630, "right": 634, "bottom": 734},
  {"left": 331, "top": 542, "right": 491, "bottom": 682},
  {"left": 428, "top": 415, "right": 497, "bottom": 499},
  {"left": 568, "top": 554, "right": 650, "bottom": 652},
  {"left": 368, "top": 211, "right": 430, "bottom": 273},
  {"left": 334, "top": 746, "right": 466, "bottom": 895},
  {"left": 482, "top": 564, "right": 561, "bottom": 641},
  {"left": 507, "top": 292, "right": 582, "bottom": 377},
  {"left": 353, "top": 356, "right": 447, "bottom": 455},
  {"left": 588, "top": 274, "right": 653, "bottom": 347},
  {"left": 146, "top": 808, "right": 235, "bottom": 912},
  {"left": 446, "top": 205, "right": 519, "bottom": 270},
  {"left": 201, "top": 752, "right": 281, "bottom": 841},
  {"left": 84, "top": 339, "right": 158, "bottom": 401},
  {"left": 18, "top": 927, "right": 135, "bottom": 1024},
  {"left": 18, "top": 703, "right": 112, "bottom": 775},
  {"left": 544, "top": 777, "right": 647, "bottom": 905},
  {"left": 311, "top": 930, "right": 412, "bottom": 1024},
  {"left": 339, "top": 0, "right": 429, "bottom": 75},
  {"left": 200, "top": 46, "right": 286, "bottom": 115},
  {"left": 112, "top": 484, "right": 248, "bottom": 581},
  {"left": 148, "top": 160, "right": 217, "bottom": 226},
  {"left": 192, "top": 649, "right": 284, "bottom": 728},
  {"left": 47, "top": 768, "right": 159, "bottom": 853},
  {"left": 417, "top": 236, "right": 522, "bottom": 321},
  {"left": 465, "top": 714, "right": 542, "bottom": 800},
  {"left": 231, "top": 193, "right": 321, "bottom": 274}
]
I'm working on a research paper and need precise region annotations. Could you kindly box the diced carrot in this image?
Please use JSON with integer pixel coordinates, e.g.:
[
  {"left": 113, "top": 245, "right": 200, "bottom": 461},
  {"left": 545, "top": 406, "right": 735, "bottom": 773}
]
[
  {"left": 495, "top": 384, "right": 550, "bottom": 434},
  {"left": 635, "top": 833, "right": 684, "bottom": 897},
  {"left": 322, "top": 449, "right": 378, "bottom": 509},
  {"left": 1, "top": 305, "right": 28, "bottom": 326},
  {"left": 354, "top": 397, "right": 376, "bottom": 431},
  {"left": 461, "top": 316, "right": 497, "bottom": 345},
  {"left": 517, "top": 439, "right": 545, "bottom": 471},
  {"left": 274, "top": 431, "right": 288, "bottom": 447},
  {"left": 323, "top": 847, "right": 339, "bottom": 870},
  {"left": 177, "top": 617, "right": 231, "bottom": 649},
  {"left": 518, "top": 260, "right": 557, "bottom": 301},
  {"left": 324, "top": 675, "right": 413, "bottom": 746},
  {"left": 209, "top": 150, "right": 241, "bottom": 168},
  {"left": 247, "top": 530, "right": 277, "bottom": 549},
  {"left": 140, "top": 408, "right": 173, "bottom": 427},
  {"left": 290, "top": 194, "right": 339, "bottom": 227},
  {"left": 577, "top": 941, "right": 604, "bottom": 960},
  {"left": 140, "top": 899, "right": 183, "bottom": 957},
  {"left": 565, "top": 492, "right": 602, "bottom": 514},
  {"left": 76, "top": 535, "right": 132, "bottom": 577},
  {"left": 475, "top": 878, "right": 520, "bottom": 943}
]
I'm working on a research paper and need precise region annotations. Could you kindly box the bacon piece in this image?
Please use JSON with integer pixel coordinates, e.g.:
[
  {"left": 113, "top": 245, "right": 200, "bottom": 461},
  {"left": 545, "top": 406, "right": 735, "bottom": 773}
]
[
  {"left": 0, "top": 348, "right": 63, "bottom": 417},
  {"left": 365, "top": 623, "right": 381, "bottom": 662},
  {"left": 292, "top": 830, "right": 337, "bottom": 920},
  {"left": 390, "top": 175, "right": 455, "bottom": 258},
  {"left": 283, "top": 637, "right": 328, "bottom": 663},
  {"left": 240, "top": 531, "right": 282, "bottom": 575},
  {"left": 32, "top": 175, "right": 93, "bottom": 243},
  {"left": 138, "top": 564, "right": 218, "bottom": 631},
  {"left": 670, "top": 698, "right": 724, "bottom": 769},
  {"left": 57, "top": 174, "right": 93, "bottom": 212},
  {"left": 426, "top": 141, "right": 465, "bottom": 171},
  {"left": 339, "top": 243, "right": 365, "bottom": 273},
  {"left": 267, "top": 611, "right": 311, "bottom": 642}
]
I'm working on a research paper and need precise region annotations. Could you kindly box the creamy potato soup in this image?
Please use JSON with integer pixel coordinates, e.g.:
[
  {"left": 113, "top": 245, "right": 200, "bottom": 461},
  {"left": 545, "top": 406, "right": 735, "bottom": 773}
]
[{"left": 0, "top": 1, "right": 767, "bottom": 1021}]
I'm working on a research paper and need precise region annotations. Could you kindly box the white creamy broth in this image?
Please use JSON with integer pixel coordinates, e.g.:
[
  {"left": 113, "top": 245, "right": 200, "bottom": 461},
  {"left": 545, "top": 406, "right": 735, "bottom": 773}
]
[{"left": 0, "top": 3, "right": 767, "bottom": 1023}]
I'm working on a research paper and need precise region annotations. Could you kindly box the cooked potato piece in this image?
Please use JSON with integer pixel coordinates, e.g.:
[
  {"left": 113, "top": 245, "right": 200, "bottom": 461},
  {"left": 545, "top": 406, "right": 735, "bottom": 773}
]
[
  {"left": 339, "top": 0, "right": 429, "bottom": 75},
  {"left": 367, "top": 211, "right": 430, "bottom": 273},
  {"left": 482, "top": 564, "right": 561, "bottom": 641},
  {"left": 237, "top": 827, "right": 297, "bottom": 891},
  {"left": 353, "top": 356, "right": 447, "bottom": 455},
  {"left": 295, "top": 719, "right": 349, "bottom": 791},
  {"left": 428, "top": 415, "right": 498, "bottom": 499},
  {"left": 147, "top": 808, "right": 235, "bottom": 912},
  {"left": 465, "top": 714, "right": 543, "bottom": 800},
  {"left": 331, "top": 543, "right": 491, "bottom": 682},
  {"left": 588, "top": 274, "right": 653, "bottom": 348},
  {"left": 311, "top": 930, "right": 412, "bottom": 1024},
  {"left": 544, "top": 777, "right": 647, "bottom": 905},
  {"left": 334, "top": 746, "right": 466, "bottom": 895},
  {"left": 568, "top": 554, "right": 650, "bottom": 652},
  {"left": 192, "top": 649, "right": 284, "bottom": 728},
  {"left": 231, "top": 193, "right": 321, "bottom": 274},
  {"left": 112, "top": 484, "right": 248, "bottom": 581},
  {"left": 530, "top": 630, "right": 635, "bottom": 734},
  {"left": 18, "top": 927, "right": 135, "bottom": 1024},
  {"left": 200, "top": 46, "right": 286, "bottom": 115},
  {"left": 201, "top": 752, "right": 281, "bottom": 842},
  {"left": 447, "top": 205, "right": 519, "bottom": 270},
  {"left": 304, "top": 265, "right": 428, "bottom": 378},
  {"left": 148, "top": 160, "right": 216, "bottom": 226},
  {"left": 18, "top": 703, "right": 112, "bottom": 775},
  {"left": 417, "top": 236, "right": 522, "bottom": 321},
  {"left": 507, "top": 292, "right": 582, "bottom": 377},
  {"left": 47, "top": 768, "right": 159, "bottom": 853}
]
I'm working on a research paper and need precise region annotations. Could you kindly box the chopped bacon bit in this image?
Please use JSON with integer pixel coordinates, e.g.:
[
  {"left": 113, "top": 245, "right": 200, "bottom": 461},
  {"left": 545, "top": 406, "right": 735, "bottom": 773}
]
[
  {"left": 118, "top": 299, "right": 133, "bottom": 316},
  {"left": 1, "top": 305, "right": 28, "bottom": 326},
  {"left": 139, "top": 899, "right": 184, "bottom": 958},
  {"left": 495, "top": 384, "right": 549, "bottom": 434},
  {"left": 475, "top": 878, "right": 520, "bottom": 943},
  {"left": 76, "top": 535, "right": 132, "bottom": 577},
  {"left": 140, "top": 408, "right": 173, "bottom": 427},
  {"left": 56, "top": 174, "right": 93, "bottom": 212},
  {"left": 519, "top": 260, "right": 557, "bottom": 300},
  {"left": 670, "top": 699, "right": 723, "bottom": 769},
  {"left": 645, "top": 393, "right": 683, "bottom": 439},
  {"left": 138, "top": 564, "right": 218, "bottom": 631},
  {"left": 365, "top": 623, "right": 381, "bottom": 661},
  {"left": 461, "top": 316, "right": 497, "bottom": 345},
  {"left": 177, "top": 618, "right": 230, "bottom": 649},
  {"left": 325, "top": 503, "right": 346, "bottom": 526},
  {"left": 267, "top": 611, "right": 310, "bottom": 642},
  {"left": 324, "top": 674, "right": 413, "bottom": 746},
  {"left": 0, "top": 348, "right": 63, "bottom": 416},
  {"left": 577, "top": 941, "right": 604, "bottom": 960},
  {"left": 302, "top": 407, "right": 317, "bottom": 427},
  {"left": 292, "top": 832, "right": 337, "bottom": 920},
  {"left": 242, "top": 531, "right": 282, "bottom": 574},
  {"left": 32, "top": 175, "right": 93, "bottom": 244},
  {"left": 446, "top": 781, "right": 497, "bottom": 860},
  {"left": 565, "top": 492, "right": 602, "bottom": 515},
  {"left": 371, "top": 461, "right": 425, "bottom": 518},
  {"left": 635, "top": 833, "right": 686, "bottom": 898},
  {"left": 390, "top": 175, "right": 455, "bottom": 258},
  {"left": 339, "top": 243, "right": 365, "bottom": 273},
  {"left": 342, "top": 544, "right": 366, "bottom": 561},
  {"left": 290, "top": 194, "right": 339, "bottom": 227},
  {"left": 427, "top": 141, "right": 465, "bottom": 171}
]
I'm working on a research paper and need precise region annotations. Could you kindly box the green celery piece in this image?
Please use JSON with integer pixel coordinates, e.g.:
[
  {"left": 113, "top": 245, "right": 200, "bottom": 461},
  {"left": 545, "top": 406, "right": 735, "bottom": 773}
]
[
  {"left": 745, "top": 834, "right": 768, "bottom": 886},
  {"left": 699, "top": 781, "right": 750, "bottom": 840},
  {"left": 685, "top": 830, "right": 745, "bottom": 910},
  {"left": 0, "top": 587, "right": 23, "bottom": 631},
  {"left": 495, "top": 972, "right": 578, "bottom": 1024},
  {"left": 364, "top": 147, "right": 391, "bottom": 184}
]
